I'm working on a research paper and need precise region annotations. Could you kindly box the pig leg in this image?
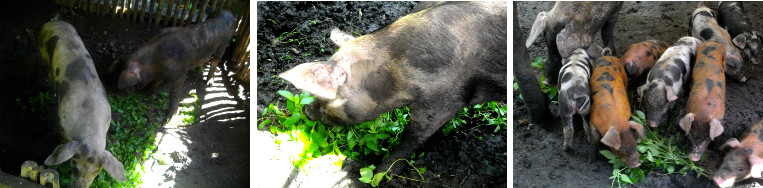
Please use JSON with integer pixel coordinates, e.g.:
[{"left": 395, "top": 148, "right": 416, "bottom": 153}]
[
  {"left": 165, "top": 78, "right": 185, "bottom": 121},
  {"left": 583, "top": 122, "right": 601, "bottom": 163},
  {"left": 601, "top": 15, "right": 618, "bottom": 55},
  {"left": 544, "top": 29, "right": 562, "bottom": 86},
  {"left": 562, "top": 114, "right": 574, "bottom": 151},
  {"left": 206, "top": 44, "right": 228, "bottom": 85},
  {"left": 376, "top": 103, "right": 463, "bottom": 176}
]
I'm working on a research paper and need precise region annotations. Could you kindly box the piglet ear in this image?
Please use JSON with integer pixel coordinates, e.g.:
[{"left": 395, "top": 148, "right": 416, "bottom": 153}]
[
  {"left": 665, "top": 86, "right": 678, "bottom": 102},
  {"left": 601, "top": 47, "right": 612, "bottom": 57},
  {"left": 44, "top": 141, "right": 81, "bottom": 166},
  {"left": 330, "top": 28, "right": 356, "bottom": 47},
  {"left": 279, "top": 62, "right": 347, "bottom": 99},
  {"left": 679, "top": 113, "right": 695, "bottom": 135},
  {"left": 108, "top": 55, "right": 124, "bottom": 73},
  {"left": 733, "top": 34, "right": 747, "bottom": 49},
  {"left": 601, "top": 126, "right": 621, "bottom": 150},
  {"left": 99, "top": 150, "right": 126, "bottom": 182},
  {"left": 720, "top": 138, "right": 741, "bottom": 151},
  {"left": 748, "top": 155, "right": 763, "bottom": 178},
  {"left": 636, "top": 84, "right": 647, "bottom": 98},
  {"left": 709, "top": 119, "right": 724, "bottom": 141},
  {"left": 629, "top": 121, "right": 645, "bottom": 138}
]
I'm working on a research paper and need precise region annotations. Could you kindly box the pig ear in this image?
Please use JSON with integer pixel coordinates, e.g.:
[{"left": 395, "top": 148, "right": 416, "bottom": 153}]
[
  {"left": 99, "top": 150, "right": 126, "bottom": 182},
  {"left": 108, "top": 55, "right": 124, "bottom": 73},
  {"left": 44, "top": 141, "right": 82, "bottom": 166},
  {"left": 733, "top": 34, "right": 747, "bottom": 49},
  {"left": 709, "top": 119, "right": 724, "bottom": 141},
  {"left": 720, "top": 138, "right": 741, "bottom": 151},
  {"left": 629, "top": 121, "right": 645, "bottom": 138},
  {"left": 601, "top": 126, "right": 621, "bottom": 150},
  {"left": 636, "top": 84, "right": 648, "bottom": 98},
  {"left": 749, "top": 154, "right": 763, "bottom": 178},
  {"left": 679, "top": 113, "right": 695, "bottom": 135},
  {"left": 526, "top": 11, "right": 548, "bottom": 48},
  {"left": 279, "top": 63, "right": 347, "bottom": 99},
  {"left": 330, "top": 28, "right": 356, "bottom": 47},
  {"left": 665, "top": 86, "right": 678, "bottom": 101}
]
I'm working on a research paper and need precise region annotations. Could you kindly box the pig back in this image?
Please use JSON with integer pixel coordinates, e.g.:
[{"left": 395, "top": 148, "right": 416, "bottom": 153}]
[
  {"left": 687, "top": 42, "right": 726, "bottom": 123},
  {"left": 621, "top": 40, "right": 670, "bottom": 78},
  {"left": 38, "top": 21, "right": 110, "bottom": 148},
  {"left": 589, "top": 56, "right": 630, "bottom": 134}
]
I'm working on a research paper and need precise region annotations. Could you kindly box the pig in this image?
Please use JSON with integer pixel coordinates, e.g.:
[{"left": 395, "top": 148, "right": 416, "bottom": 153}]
[
  {"left": 40, "top": 169, "right": 60, "bottom": 188},
  {"left": 38, "top": 21, "right": 126, "bottom": 187},
  {"left": 637, "top": 36, "right": 703, "bottom": 127},
  {"left": 589, "top": 55, "right": 644, "bottom": 168},
  {"left": 278, "top": 1, "right": 506, "bottom": 176},
  {"left": 718, "top": 1, "right": 762, "bottom": 65},
  {"left": 620, "top": 40, "right": 670, "bottom": 78},
  {"left": 20, "top": 160, "right": 42, "bottom": 181},
  {"left": 109, "top": 9, "right": 236, "bottom": 120},
  {"left": 557, "top": 44, "right": 609, "bottom": 152},
  {"left": 679, "top": 41, "right": 727, "bottom": 162},
  {"left": 525, "top": 1, "right": 622, "bottom": 86},
  {"left": 690, "top": 3, "right": 746, "bottom": 82},
  {"left": 713, "top": 120, "right": 763, "bottom": 188}
]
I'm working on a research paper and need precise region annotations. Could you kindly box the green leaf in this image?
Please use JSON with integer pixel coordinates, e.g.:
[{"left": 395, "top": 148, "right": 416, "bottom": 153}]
[
  {"left": 371, "top": 172, "right": 386, "bottom": 187},
  {"left": 637, "top": 145, "right": 648, "bottom": 153},
  {"left": 600, "top": 150, "right": 617, "bottom": 160},
  {"left": 258, "top": 120, "right": 272, "bottom": 129},
  {"left": 284, "top": 112, "right": 301, "bottom": 126},
  {"left": 278, "top": 90, "right": 295, "bottom": 101},
  {"left": 419, "top": 167, "right": 426, "bottom": 174},
  {"left": 300, "top": 97, "right": 314, "bottom": 105},
  {"left": 667, "top": 165, "right": 675, "bottom": 174},
  {"left": 646, "top": 152, "right": 654, "bottom": 162},
  {"left": 619, "top": 174, "right": 632, "bottom": 184},
  {"left": 365, "top": 135, "right": 379, "bottom": 152},
  {"left": 636, "top": 110, "right": 645, "bottom": 121},
  {"left": 359, "top": 165, "right": 376, "bottom": 183}
]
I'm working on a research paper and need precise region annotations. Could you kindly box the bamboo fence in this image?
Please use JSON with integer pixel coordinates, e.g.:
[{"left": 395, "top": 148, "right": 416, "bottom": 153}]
[{"left": 54, "top": 0, "right": 250, "bottom": 92}]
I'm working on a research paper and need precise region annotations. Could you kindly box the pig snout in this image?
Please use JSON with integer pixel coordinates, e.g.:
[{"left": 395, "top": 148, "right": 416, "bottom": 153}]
[
  {"left": 714, "top": 176, "right": 735, "bottom": 188},
  {"left": 626, "top": 157, "right": 641, "bottom": 168},
  {"left": 690, "top": 153, "right": 702, "bottom": 161},
  {"left": 648, "top": 121, "right": 658, "bottom": 127}
]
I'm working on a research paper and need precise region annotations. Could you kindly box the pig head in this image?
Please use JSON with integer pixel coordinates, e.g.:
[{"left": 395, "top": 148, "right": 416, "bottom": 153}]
[
  {"left": 621, "top": 40, "right": 670, "bottom": 78},
  {"left": 279, "top": 1, "right": 506, "bottom": 175},
  {"left": 39, "top": 21, "right": 126, "bottom": 187},
  {"left": 109, "top": 9, "right": 236, "bottom": 120},
  {"left": 713, "top": 120, "right": 763, "bottom": 188},
  {"left": 525, "top": 1, "right": 622, "bottom": 86}
]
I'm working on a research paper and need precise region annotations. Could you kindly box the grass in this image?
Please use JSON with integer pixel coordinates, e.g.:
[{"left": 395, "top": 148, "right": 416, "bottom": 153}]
[
  {"left": 259, "top": 90, "right": 507, "bottom": 187},
  {"left": 602, "top": 110, "right": 707, "bottom": 188}
]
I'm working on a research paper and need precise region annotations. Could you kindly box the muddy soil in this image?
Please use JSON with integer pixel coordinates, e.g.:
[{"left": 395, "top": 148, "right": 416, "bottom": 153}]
[
  {"left": 0, "top": 0, "right": 249, "bottom": 187},
  {"left": 515, "top": 1, "right": 763, "bottom": 187},
  {"left": 257, "top": 2, "right": 507, "bottom": 187}
]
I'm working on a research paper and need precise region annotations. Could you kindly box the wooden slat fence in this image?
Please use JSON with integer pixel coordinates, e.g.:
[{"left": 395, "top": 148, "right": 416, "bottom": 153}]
[{"left": 54, "top": 0, "right": 250, "bottom": 94}]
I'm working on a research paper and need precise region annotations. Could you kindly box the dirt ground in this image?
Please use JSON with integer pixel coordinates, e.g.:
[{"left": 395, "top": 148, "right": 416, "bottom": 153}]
[
  {"left": 515, "top": 1, "right": 763, "bottom": 187},
  {"left": 0, "top": 0, "right": 249, "bottom": 187},
  {"left": 256, "top": 2, "right": 507, "bottom": 187}
]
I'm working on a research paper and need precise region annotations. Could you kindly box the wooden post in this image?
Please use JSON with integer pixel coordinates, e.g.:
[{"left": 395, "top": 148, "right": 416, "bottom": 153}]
[
  {"left": 154, "top": 0, "right": 164, "bottom": 25},
  {"left": 171, "top": 0, "right": 183, "bottom": 26},
  {"left": 210, "top": 0, "right": 218, "bottom": 11},
  {"left": 189, "top": 0, "right": 200, "bottom": 25},
  {"left": 179, "top": 0, "right": 191, "bottom": 26},
  {"left": 225, "top": 0, "right": 233, "bottom": 11},
  {"left": 131, "top": 0, "right": 138, "bottom": 21},
  {"left": 195, "top": 0, "right": 209, "bottom": 24},
  {"left": 138, "top": 0, "right": 145, "bottom": 23}
]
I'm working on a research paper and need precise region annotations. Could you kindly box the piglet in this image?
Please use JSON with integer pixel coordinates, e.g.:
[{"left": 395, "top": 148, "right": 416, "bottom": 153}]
[
  {"left": 39, "top": 21, "right": 126, "bottom": 187},
  {"left": 690, "top": 3, "right": 746, "bottom": 82},
  {"left": 558, "top": 44, "right": 609, "bottom": 153},
  {"left": 620, "top": 40, "right": 670, "bottom": 78},
  {"left": 637, "top": 36, "right": 702, "bottom": 127},
  {"left": 713, "top": 120, "right": 763, "bottom": 188},
  {"left": 589, "top": 56, "right": 644, "bottom": 168},
  {"left": 680, "top": 41, "right": 727, "bottom": 162},
  {"left": 718, "top": 1, "right": 761, "bottom": 65}
]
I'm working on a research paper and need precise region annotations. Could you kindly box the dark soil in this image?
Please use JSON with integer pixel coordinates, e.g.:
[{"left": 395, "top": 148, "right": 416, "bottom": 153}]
[
  {"left": 257, "top": 1, "right": 507, "bottom": 187},
  {"left": 515, "top": 1, "right": 763, "bottom": 187},
  {"left": 0, "top": 0, "right": 249, "bottom": 187}
]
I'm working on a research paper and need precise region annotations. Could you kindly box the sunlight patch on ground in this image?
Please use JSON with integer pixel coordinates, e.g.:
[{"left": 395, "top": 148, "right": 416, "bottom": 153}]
[
  {"left": 254, "top": 129, "right": 354, "bottom": 188},
  {"left": 140, "top": 129, "right": 191, "bottom": 188}
]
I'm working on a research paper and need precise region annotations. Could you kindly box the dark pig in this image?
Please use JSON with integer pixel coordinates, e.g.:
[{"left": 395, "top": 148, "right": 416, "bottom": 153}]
[
  {"left": 680, "top": 41, "right": 726, "bottom": 161},
  {"left": 558, "top": 44, "right": 609, "bottom": 152},
  {"left": 109, "top": 9, "right": 236, "bottom": 120},
  {"left": 38, "top": 21, "right": 126, "bottom": 187},
  {"left": 690, "top": 3, "right": 746, "bottom": 82},
  {"left": 637, "top": 37, "right": 702, "bottom": 127},
  {"left": 620, "top": 40, "right": 670, "bottom": 78},
  {"left": 589, "top": 56, "right": 644, "bottom": 168},
  {"left": 718, "top": 1, "right": 761, "bottom": 65},
  {"left": 713, "top": 120, "right": 763, "bottom": 188},
  {"left": 278, "top": 2, "right": 506, "bottom": 176},
  {"left": 525, "top": 1, "right": 623, "bottom": 86}
]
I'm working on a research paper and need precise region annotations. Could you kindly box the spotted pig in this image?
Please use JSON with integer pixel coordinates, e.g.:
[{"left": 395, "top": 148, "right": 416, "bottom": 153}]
[
  {"left": 690, "top": 3, "right": 746, "bottom": 82},
  {"left": 713, "top": 120, "right": 763, "bottom": 188},
  {"left": 718, "top": 1, "right": 761, "bottom": 65}
]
